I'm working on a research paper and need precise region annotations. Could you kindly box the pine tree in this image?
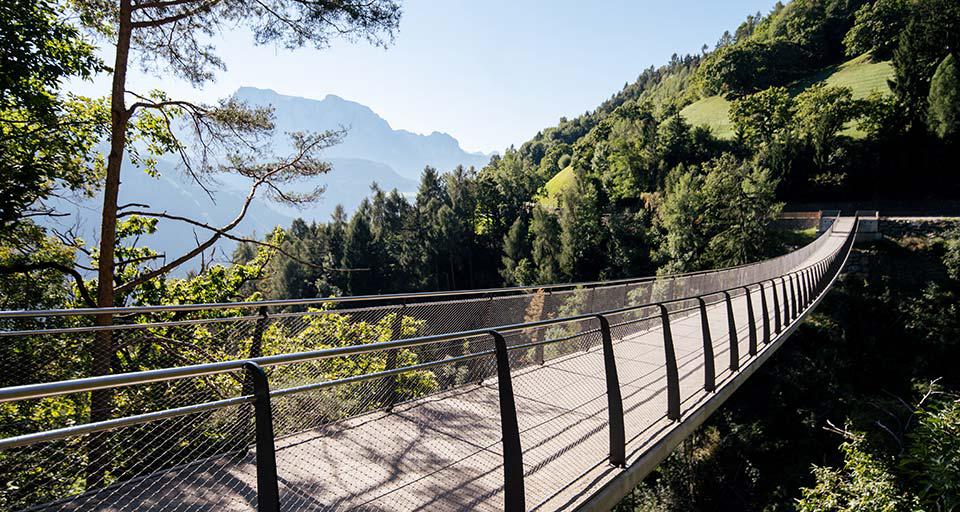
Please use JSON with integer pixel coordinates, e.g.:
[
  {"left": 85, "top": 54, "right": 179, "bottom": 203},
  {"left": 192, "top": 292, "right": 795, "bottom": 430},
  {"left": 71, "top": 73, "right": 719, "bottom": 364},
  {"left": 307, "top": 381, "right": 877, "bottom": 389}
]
[
  {"left": 342, "top": 209, "right": 377, "bottom": 296},
  {"left": 530, "top": 206, "right": 562, "bottom": 284},
  {"left": 501, "top": 216, "right": 531, "bottom": 286}
]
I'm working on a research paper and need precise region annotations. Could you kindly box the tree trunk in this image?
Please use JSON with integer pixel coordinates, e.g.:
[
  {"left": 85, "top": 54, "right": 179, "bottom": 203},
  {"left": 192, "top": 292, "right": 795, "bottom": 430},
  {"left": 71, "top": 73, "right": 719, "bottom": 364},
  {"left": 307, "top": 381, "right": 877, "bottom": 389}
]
[{"left": 88, "top": 0, "right": 133, "bottom": 489}]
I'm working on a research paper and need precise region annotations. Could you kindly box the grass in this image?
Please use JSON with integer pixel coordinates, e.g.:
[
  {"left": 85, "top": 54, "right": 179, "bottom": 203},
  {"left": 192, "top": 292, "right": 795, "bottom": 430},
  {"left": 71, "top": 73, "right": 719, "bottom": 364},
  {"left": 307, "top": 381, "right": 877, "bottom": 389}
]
[
  {"left": 541, "top": 54, "right": 897, "bottom": 202},
  {"left": 537, "top": 165, "right": 575, "bottom": 207},
  {"left": 679, "top": 94, "right": 736, "bottom": 139},
  {"left": 680, "top": 54, "right": 895, "bottom": 140}
]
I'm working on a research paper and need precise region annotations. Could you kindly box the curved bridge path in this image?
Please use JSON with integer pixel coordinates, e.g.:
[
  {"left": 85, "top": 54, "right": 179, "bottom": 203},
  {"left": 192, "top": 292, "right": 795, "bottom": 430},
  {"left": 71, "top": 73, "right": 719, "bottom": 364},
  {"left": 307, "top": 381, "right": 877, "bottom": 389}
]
[{"left": 3, "top": 218, "right": 858, "bottom": 512}]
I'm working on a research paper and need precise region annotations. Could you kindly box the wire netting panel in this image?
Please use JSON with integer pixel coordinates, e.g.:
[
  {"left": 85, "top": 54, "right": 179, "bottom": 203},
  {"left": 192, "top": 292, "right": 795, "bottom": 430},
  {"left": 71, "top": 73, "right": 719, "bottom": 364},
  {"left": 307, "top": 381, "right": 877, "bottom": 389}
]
[
  {"left": 1, "top": 389, "right": 256, "bottom": 511},
  {"left": 507, "top": 325, "right": 612, "bottom": 509},
  {"left": 0, "top": 217, "right": 853, "bottom": 512},
  {"left": 269, "top": 337, "right": 506, "bottom": 512}
]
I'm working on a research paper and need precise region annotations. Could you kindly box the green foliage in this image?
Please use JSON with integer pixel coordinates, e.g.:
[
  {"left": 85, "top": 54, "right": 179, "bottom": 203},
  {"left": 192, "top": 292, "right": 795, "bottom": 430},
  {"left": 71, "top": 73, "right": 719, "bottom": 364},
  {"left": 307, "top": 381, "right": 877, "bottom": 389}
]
[
  {"left": 843, "top": 0, "right": 911, "bottom": 59},
  {"left": 892, "top": 0, "right": 960, "bottom": 128},
  {"left": 943, "top": 235, "right": 960, "bottom": 281},
  {"left": 559, "top": 178, "right": 606, "bottom": 281},
  {"left": 698, "top": 38, "right": 813, "bottom": 97},
  {"left": 656, "top": 154, "right": 782, "bottom": 272},
  {"left": 0, "top": 0, "right": 106, "bottom": 234},
  {"left": 501, "top": 216, "right": 532, "bottom": 286},
  {"left": 730, "top": 86, "right": 794, "bottom": 146},
  {"left": 342, "top": 205, "right": 377, "bottom": 295},
  {"left": 794, "top": 84, "right": 862, "bottom": 169},
  {"left": 530, "top": 206, "right": 562, "bottom": 284},
  {"left": 927, "top": 54, "right": 960, "bottom": 141},
  {"left": 798, "top": 390, "right": 960, "bottom": 512},
  {"left": 901, "top": 394, "right": 960, "bottom": 510},
  {"left": 797, "top": 435, "right": 919, "bottom": 512}
]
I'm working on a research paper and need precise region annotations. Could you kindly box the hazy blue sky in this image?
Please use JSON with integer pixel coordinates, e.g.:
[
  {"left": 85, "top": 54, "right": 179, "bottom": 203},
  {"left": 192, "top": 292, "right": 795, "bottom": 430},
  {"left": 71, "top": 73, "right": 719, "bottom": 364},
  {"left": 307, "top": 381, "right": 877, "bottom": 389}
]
[{"left": 70, "top": 0, "right": 778, "bottom": 154}]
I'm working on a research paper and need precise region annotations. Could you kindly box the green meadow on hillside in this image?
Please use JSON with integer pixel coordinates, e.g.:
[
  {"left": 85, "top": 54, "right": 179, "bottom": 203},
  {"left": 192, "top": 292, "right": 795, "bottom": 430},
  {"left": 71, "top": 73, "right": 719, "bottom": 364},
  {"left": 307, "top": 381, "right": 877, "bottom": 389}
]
[
  {"left": 540, "top": 55, "right": 895, "bottom": 206},
  {"left": 680, "top": 54, "right": 894, "bottom": 139},
  {"left": 538, "top": 165, "right": 575, "bottom": 207}
]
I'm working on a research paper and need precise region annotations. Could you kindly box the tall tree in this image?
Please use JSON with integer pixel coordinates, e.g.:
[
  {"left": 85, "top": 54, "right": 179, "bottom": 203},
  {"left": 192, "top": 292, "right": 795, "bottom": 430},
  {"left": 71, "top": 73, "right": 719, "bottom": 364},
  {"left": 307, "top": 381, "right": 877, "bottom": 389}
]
[
  {"left": 501, "top": 215, "right": 532, "bottom": 286},
  {"left": 63, "top": 2, "right": 400, "bottom": 485},
  {"left": 414, "top": 166, "right": 445, "bottom": 289},
  {"left": 794, "top": 84, "right": 861, "bottom": 170},
  {"left": 341, "top": 207, "right": 377, "bottom": 295},
  {"left": 928, "top": 54, "right": 960, "bottom": 141},
  {"left": 530, "top": 206, "right": 562, "bottom": 284},
  {"left": 843, "top": 0, "right": 911, "bottom": 59},
  {"left": 893, "top": 0, "right": 960, "bottom": 129},
  {"left": 0, "top": 0, "right": 104, "bottom": 235}
]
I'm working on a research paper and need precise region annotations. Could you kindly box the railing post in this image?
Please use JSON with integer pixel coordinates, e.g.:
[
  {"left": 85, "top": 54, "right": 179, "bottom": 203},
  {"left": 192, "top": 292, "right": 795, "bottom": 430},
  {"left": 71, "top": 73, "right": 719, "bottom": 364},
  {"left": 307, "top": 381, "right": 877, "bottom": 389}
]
[
  {"left": 742, "top": 286, "right": 757, "bottom": 356},
  {"left": 770, "top": 279, "right": 781, "bottom": 335},
  {"left": 759, "top": 282, "right": 770, "bottom": 345},
  {"left": 696, "top": 297, "right": 715, "bottom": 392},
  {"left": 489, "top": 330, "right": 525, "bottom": 512},
  {"left": 385, "top": 302, "right": 405, "bottom": 410},
  {"left": 243, "top": 306, "right": 270, "bottom": 397},
  {"left": 723, "top": 291, "right": 739, "bottom": 371},
  {"left": 595, "top": 315, "right": 626, "bottom": 466},
  {"left": 802, "top": 270, "right": 811, "bottom": 307},
  {"left": 242, "top": 362, "right": 280, "bottom": 512},
  {"left": 789, "top": 274, "right": 798, "bottom": 320},
  {"left": 658, "top": 305, "right": 681, "bottom": 421},
  {"left": 780, "top": 276, "right": 790, "bottom": 326}
]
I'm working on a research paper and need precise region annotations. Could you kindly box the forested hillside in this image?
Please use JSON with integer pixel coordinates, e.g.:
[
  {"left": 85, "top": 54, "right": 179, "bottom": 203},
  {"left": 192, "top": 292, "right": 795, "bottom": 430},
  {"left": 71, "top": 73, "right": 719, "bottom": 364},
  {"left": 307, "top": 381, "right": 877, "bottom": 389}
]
[
  {"left": 237, "top": 0, "right": 960, "bottom": 301},
  {"left": 1, "top": 0, "right": 959, "bottom": 510}
]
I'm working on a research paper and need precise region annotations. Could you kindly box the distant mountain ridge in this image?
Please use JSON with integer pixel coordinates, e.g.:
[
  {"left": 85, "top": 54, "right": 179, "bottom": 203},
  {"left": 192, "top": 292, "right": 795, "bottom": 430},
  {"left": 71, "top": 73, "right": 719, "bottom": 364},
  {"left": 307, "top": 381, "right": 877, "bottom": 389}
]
[
  {"left": 47, "top": 89, "right": 489, "bottom": 275},
  {"left": 232, "top": 87, "right": 490, "bottom": 181}
]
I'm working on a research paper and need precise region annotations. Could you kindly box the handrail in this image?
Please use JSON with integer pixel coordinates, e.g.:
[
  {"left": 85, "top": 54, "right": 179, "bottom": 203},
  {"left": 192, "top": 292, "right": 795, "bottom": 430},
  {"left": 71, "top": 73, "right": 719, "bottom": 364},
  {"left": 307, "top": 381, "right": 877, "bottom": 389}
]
[
  {"left": 0, "top": 214, "right": 840, "bottom": 319},
  {"left": 0, "top": 240, "right": 852, "bottom": 462},
  {"left": 0, "top": 243, "right": 846, "bottom": 406},
  {"left": 0, "top": 215, "right": 856, "bottom": 512}
]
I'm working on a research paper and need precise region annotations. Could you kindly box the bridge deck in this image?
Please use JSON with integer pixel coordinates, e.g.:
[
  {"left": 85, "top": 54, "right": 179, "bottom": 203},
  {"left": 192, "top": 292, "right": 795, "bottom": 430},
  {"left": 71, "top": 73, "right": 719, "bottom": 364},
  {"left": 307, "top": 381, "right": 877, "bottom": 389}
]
[{"left": 41, "top": 220, "right": 853, "bottom": 512}]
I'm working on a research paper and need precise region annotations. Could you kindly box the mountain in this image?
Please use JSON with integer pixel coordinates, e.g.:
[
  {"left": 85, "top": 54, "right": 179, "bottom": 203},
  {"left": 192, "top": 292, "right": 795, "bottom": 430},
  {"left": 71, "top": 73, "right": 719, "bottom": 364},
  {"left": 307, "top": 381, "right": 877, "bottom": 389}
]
[
  {"left": 45, "top": 90, "right": 485, "bottom": 274},
  {"left": 232, "top": 87, "right": 490, "bottom": 181},
  {"left": 44, "top": 156, "right": 295, "bottom": 275}
]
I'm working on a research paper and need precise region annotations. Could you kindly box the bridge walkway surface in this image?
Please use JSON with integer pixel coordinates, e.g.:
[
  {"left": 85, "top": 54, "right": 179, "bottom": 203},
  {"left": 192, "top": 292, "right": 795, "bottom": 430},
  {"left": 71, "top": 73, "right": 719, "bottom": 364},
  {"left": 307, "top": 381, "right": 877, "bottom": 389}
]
[{"left": 3, "top": 218, "right": 857, "bottom": 512}]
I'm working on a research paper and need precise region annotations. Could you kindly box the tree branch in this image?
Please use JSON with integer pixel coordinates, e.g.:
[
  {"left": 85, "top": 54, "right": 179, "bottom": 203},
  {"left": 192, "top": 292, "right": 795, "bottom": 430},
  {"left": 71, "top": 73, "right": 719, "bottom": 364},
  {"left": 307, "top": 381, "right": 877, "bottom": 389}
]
[
  {"left": 130, "top": 0, "right": 222, "bottom": 28},
  {"left": 0, "top": 261, "right": 96, "bottom": 308},
  {"left": 113, "top": 152, "right": 308, "bottom": 294},
  {"left": 119, "top": 209, "right": 322, "bottom": 269}
]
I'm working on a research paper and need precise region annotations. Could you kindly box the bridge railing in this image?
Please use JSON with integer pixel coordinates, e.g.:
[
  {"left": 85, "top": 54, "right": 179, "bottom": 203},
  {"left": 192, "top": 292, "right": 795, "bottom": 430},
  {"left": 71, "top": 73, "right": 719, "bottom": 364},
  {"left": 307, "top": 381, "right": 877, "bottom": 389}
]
[
  {"left": 0, "top": 215, "right": 856, "bottom": 511},
  {"left": 0, "top": 212, "right": 841, "bottom": 389}
]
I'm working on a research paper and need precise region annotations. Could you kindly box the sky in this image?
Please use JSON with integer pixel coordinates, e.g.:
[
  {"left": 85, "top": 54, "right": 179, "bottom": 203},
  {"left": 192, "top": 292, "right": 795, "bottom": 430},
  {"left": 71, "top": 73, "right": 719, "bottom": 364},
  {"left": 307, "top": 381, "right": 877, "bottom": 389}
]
[{"left": 68, "top": 0, "right": 779, "bottom": 154}]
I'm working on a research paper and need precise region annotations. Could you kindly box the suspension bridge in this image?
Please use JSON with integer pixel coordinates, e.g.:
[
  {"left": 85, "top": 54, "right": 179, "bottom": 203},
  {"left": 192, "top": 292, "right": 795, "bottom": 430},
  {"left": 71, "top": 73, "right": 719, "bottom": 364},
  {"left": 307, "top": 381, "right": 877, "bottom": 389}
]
[{"left": 0, "top": 215, "right": 859, "bottom": 511}]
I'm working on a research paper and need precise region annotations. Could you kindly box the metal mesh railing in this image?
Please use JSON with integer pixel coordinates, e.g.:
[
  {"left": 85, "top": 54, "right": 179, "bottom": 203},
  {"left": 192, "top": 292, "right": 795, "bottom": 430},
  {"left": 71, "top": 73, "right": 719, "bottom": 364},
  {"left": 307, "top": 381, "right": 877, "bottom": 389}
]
[{"left": 0, "top": 215, "right": 857, "bottom": 512}]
